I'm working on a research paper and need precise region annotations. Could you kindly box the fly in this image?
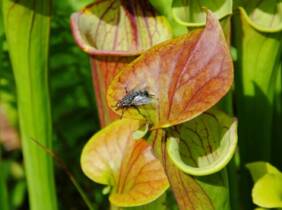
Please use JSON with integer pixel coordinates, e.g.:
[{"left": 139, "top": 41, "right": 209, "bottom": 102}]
[{"left": 115, "top": 89, "right": 154, "bottom": 117}]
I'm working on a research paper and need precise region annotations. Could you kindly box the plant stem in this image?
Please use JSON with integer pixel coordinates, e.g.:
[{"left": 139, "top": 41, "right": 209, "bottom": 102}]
[{"left": 2, "top": 1, "right": 58, "bottom": 210}]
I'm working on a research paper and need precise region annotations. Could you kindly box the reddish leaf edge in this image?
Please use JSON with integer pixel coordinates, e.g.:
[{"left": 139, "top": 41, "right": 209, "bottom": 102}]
[
  {"left": 150, "top": 129, "right": 215, "bottom": 210},
  {"left": 70, "top": 12, "right": 141, "bottom": 56},
  {"left": 107, "top": 10, "right": 233, "bottom": 129},
  {"left": 80, "top": 119, "right": 169, "bottom": 207}
]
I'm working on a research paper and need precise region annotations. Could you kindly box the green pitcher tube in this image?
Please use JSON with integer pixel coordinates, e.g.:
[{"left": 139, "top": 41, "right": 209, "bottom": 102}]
[
  {"left": 233, "top": 2, "right": 282, "bottom": 208},
  {"left": 2, "top": 1, "right": 58, "bottom": 210}
]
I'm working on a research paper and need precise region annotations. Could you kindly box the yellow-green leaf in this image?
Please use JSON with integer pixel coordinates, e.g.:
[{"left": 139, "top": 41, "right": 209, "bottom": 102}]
[
  {"left": 252, "top": 173, "right": 282, "bottom": 208},
  {"left": 246, "top": 161, "right": 281, "bottom": 182},
  {"left": 238, "top": 1, "right": 282, "bottom": 32},
  {"left": 172, "top": 0, "right": 232, "bottom": 27},
  {"left": 151, "top": 128, "right": 231, "bottom": 210},
  {"left": 166, "top": 108, "right": 237, "bottom": 176},
  {"left": 81, "top": 119, "right": 169, "bottom": 207}
]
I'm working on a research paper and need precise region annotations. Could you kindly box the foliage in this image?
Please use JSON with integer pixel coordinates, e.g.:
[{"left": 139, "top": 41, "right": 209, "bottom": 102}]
[
  {"left": 233, "top": 1, "right": 282, "bottom": 208},
  {"left": 71, "top": 0, "right": 172, "bottom": 126},
  {"left": 75, "top": 4, "right": 236, "bottom": 209},
  {"left": 2, "top": 1, "right": 58, "bottom": 210},
  {"left": 150, "top": 0, "right": 232, "bottom": 27},
  {"left": 81, "top": 119, "right": 169, "bottom": 207},
  {"left": 0, "top": 0, "right": 281, "bottom": 210},
  {"left": 246, "top": 162, "right": 282, "bottom": 209}
]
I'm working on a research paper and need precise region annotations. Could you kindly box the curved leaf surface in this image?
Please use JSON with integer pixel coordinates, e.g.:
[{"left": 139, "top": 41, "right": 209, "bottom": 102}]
[
  {"left": 239, "top": 1, "right": 282, "bottom": 32},
  {"left": 2, "top": 1, "right": 58, "bottom": 209},
  {"left": 71, "top": 0, "right": 172, "bottom": 55},
  {"left": 150, "top": 129, "right": 231, "bottom": 210},
  {"left": 252, "top": 173, "right": 282, "bottom": 208},
  {"left": 246, "top": 161, "right": 281, "bottom": 182},
  {"left": 108, "top": 11, "right": 233, "bottom": 128},
  {"left": 172, "top": 0, "right": 232, "bottom": 27},
  {"left": 81, "top": 119, "right": 168, "bottom": 207},
  {"left": 246, "top": 162, "right": 282, "bottom": 208},
  {"left": 70, "top": 0, "right": 172, "bottom": 126},
  {"left": 233, "top": 4, "right": 282, "bottom": 208},
  {"left": 167, "top": 109, "right": 237, "bottom": 176},
  {"left": 148, "top": 0, "right": 188, "bottom": 36}
]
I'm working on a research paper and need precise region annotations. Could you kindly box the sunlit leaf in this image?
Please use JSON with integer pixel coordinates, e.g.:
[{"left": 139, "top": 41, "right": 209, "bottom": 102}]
[
  {"left": 148, "top": 0, "right": 233, "bottom": 28},
  {"left": 71, "top": 0, "right": 172, "bottom": 126},
  {"left": 238, "top": 1, "right": 282, "bottom": 32},
  {"left": 166, "top": 108, "right": 237, "bottom": 176},
  {"left": 151, "top": 129, "right": 231, "bottom": 210},
  {"left": 246, "top": 162, "right": 282, "bottom": 208},
  {"left": 233, "top": 3, "right": 282, "bottom": 208},
  {"left": 246, "top": 161, "right": 281, "bottom": 182},
  {"left": 234, "top": 2, "right": 282, "bottom": 163},
  {"left": 148, "top": 0, "right": 187, "bottom": 36},
  {"left": 81, "top": 119, "right": 169, "bottom": 207},
  {"left": 108, "top": 11, "right": 233, "bottom": 128},
  {"left": 132, "top": 123, "right": 149, "bottom": 140},
  {"left": 149, "top": 0, "right": 233, "bottom": 41},
  {"left": 252, "top": 173, "right": 282, "bottom": 208},
  {"left": 172, "top": 0, "right": 232, "bottom": 27},
  {"left": 71, "top": 0, "right": 172, "bottom": 54},
  {"left": 2, "top": 0, "right": 58, "bottom": 209},
  {"left": 148, "top": 0, "right": 173, "bottom": 18}
]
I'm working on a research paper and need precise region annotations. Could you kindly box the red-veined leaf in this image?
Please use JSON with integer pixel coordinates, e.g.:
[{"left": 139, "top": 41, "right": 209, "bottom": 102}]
[
  {"left": 81, "top": 119, "right": 169, "bottom": 207},
  {"left": 150, "top": 128, "right": 231, "bottom": 210},
  {"left": 71, "top": 0, "right": 172, "bottom": 55},
  {"left": 166, "top": 108, "right": 237, "bottom": 176},
  {"left": 107, "top": 10, "right": 233, "bottom": 128},
  {"left": 71, "top": 0, "right": 172, "bottom": 126},
  {"left": 150, "top": 129, "right": 214, "bottom": 210}
]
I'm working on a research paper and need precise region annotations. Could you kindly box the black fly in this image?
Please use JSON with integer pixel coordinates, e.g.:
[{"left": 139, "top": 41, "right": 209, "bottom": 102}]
[{"left": 115, "top": 89, "right": 154, "bottom": 117}]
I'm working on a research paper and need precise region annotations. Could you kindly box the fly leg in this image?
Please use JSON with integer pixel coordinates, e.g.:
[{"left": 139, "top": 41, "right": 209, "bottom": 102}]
[
  {"left": 133, "top": 105, "right": 147, "bottom": 119},
  {"left": 120, "top": 108, "right": 126, "bottom": 119}
]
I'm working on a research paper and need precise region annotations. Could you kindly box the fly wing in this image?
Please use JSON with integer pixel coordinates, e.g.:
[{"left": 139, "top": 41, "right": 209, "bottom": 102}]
[{"left": 132, "top": 95, "right": 152, "bottom": 106}]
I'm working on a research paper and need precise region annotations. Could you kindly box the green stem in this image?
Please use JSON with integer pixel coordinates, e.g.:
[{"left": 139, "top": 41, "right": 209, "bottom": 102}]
[{"left": 2, "top": 1, "right": 58, "bottom": 210}]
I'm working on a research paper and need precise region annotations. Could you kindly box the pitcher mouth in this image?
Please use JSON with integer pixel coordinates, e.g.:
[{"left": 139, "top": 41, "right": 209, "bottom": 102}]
[{"left": 70, "top": 12, "right": 143, "bottom": 57}]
